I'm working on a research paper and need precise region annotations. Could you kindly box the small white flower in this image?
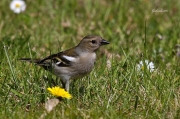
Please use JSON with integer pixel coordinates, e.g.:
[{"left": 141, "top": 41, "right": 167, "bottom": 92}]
[
  {"left": 10, "top": 0, "right": 26, "bottom": 14},
  {"left": 137, "top": 60, "right": 155, "bottom": 73}
]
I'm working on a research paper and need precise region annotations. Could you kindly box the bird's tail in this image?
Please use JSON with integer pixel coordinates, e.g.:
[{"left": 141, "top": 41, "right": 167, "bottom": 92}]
[
  {"left": 19, "top": 58, "right": 41, "bottom": 63},
  {"left": 19, "top": 58, "right": 53, "bottom": 71}
]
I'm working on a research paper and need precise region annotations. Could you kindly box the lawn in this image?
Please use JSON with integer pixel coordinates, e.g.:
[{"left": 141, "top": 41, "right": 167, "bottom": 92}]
[{"left": 0, "top": 0, "right": 180, "bottom": 119}]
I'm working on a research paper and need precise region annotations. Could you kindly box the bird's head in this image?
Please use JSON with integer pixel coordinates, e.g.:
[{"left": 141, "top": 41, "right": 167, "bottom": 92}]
[{"left": 77, "top": 35, "right": 109, "bottom": 52}]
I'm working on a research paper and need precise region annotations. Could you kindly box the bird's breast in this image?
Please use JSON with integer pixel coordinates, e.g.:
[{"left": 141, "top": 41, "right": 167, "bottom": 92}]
[{"left": 74, "top": 53, "right": 96, "bottom": 74}]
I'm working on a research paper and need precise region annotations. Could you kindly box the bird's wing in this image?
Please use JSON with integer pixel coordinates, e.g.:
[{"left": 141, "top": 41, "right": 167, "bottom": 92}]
[
  {"left": 38, "top": 48, "right": 79, "bottom": 68},
  {"left": 19, "top": 47, "right": 79, "bottom": 71}
]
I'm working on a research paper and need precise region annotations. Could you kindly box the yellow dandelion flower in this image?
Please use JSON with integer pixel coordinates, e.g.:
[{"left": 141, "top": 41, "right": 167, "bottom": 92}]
[{"left": 47, "top": 86, "right": 72, "bottom": 99}]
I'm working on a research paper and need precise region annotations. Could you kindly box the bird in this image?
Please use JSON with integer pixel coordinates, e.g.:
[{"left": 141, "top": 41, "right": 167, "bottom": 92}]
[{"left": 19, "top": 35, "right": 109, "bottom": 92}]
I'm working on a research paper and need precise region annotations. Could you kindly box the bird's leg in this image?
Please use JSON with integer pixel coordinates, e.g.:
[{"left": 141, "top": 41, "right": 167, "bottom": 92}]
[
  {"left": 61, "top": 78, "right": 70, "bottom": 92},
  {"left": 65, "top": 79, "right": 70, "bottom": 92},
  {"left": 61, "top": 80, "right": 66, "bottom": 90}
]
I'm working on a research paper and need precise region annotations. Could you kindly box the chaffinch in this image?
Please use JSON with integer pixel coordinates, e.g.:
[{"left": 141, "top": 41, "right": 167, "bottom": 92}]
[{"left": 20, "top": 35, "right": 109, "bottom": 92}]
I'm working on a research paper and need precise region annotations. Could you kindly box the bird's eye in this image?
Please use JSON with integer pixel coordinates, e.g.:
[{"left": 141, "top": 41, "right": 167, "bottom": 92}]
[{"left": 91, "top": 40, "right": 96, "bottom": 44}]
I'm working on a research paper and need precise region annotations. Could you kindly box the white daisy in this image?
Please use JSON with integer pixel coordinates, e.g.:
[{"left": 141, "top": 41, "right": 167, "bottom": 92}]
[
  {"left": 10, "top": 0, "right": 26, "bottom": 14},
  {"left": 137, "top": 60, "right": 155, "bottom": 73}
]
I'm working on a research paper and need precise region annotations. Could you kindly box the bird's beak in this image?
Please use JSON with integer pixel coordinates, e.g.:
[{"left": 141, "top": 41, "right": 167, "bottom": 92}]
[{"left": 100, "top": 39, "right": 110, "bottom": 45}]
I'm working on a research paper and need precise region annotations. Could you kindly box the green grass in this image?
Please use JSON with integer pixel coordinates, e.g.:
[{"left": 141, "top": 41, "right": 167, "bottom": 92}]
[{"left": 0, "top": 0, "right": 180, "bottom": 118}]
